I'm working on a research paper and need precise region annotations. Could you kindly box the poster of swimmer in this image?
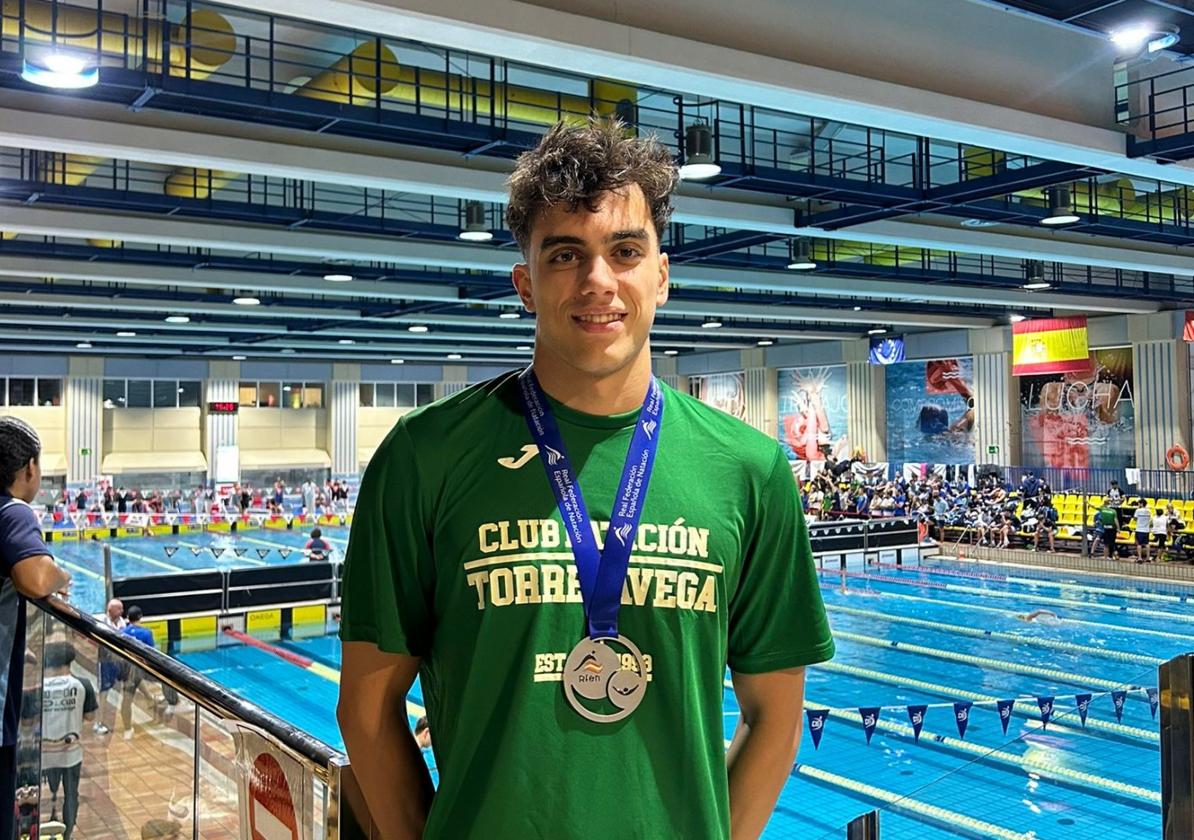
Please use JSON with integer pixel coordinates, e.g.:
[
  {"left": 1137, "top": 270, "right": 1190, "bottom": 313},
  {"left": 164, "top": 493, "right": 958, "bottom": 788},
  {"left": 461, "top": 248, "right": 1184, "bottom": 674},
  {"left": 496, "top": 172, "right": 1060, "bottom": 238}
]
[
  {"left": 1019, "top": 347, "right": 1135, "bottom": 469},
  {"left": 777, "top": 366, "right": 849, "bottom": 461},
  {"left": 884, "top": 357, "right": 976, "bottom": 464},
  {"left": 690, "top": 371, "right": 747, "bottom": 420}
]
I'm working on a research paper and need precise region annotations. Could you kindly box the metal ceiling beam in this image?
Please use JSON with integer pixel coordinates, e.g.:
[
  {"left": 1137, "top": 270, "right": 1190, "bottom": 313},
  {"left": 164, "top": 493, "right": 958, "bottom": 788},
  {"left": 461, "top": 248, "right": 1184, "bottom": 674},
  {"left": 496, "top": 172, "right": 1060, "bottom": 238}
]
[
  {"left": 0, "top": 208, "right": 1173, "bottom": 310},
  {"left": 7, "top": 111, "right": 1194, "bottom": 277}
]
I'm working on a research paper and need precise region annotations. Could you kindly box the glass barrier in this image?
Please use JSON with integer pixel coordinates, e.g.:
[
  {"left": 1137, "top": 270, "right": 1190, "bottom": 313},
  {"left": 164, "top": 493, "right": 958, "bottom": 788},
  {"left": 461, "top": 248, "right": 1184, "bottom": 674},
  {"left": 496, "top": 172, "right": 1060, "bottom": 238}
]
[{"left": 16, "top": 595, "right": 370, "bottom": 840}]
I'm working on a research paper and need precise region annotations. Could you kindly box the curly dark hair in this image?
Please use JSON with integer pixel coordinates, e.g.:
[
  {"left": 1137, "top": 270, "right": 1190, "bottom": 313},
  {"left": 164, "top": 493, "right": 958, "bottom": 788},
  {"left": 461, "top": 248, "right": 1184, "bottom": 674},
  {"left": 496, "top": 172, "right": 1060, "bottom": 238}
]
[
  {"left": 505, "top": 118, "right": 678, "bottom": 255},
  {"left": 0, "top": 416, "right": 40, "bottom": 493}
]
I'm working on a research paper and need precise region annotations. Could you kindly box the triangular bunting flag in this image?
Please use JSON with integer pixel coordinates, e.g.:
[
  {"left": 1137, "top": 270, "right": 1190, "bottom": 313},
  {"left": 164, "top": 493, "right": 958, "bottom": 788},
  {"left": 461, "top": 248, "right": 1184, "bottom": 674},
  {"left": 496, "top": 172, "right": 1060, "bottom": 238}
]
[
  {"left": 278, "top": 548, "right": 292, "bottom": 560},
  {"left": 164, "top": 546, "right": 180, "bottom": 558},
  {"left": 1075, "top": 693, "right": 1092, "bottom": 727},
  {"left": 234, "top": 548, "right": 249, "bottom": 557},
  {"left": 166, "top": 513, "right": 177, "bottom": 525},
  {"left": 1037, "top": 696, "right": 1054, "bottom": 730},
  {"left": 339, "top": 515, "right": 347, "bottom": 526},
  {"left": 996, "top": 699, "right": 1015, "bottom": 734},
  {"left": 251, "top": 515, "right": 265, "bottom": 526},
  {"left": 1147, "top": 687, "right": 1159, "bottom": 719},
  {"left": 197, "top": 513, "right": 210, "bottom": 525},
  {"left": 211, "top": 547, "right": 226, "bottom": 558},
  {"left": 1111, "top": 690, "right": 1127, "bottom": 723},
  {"left": 256, "top": 549, "right": 271, "bottom": 559},
  {"left": 70, "top": 514, "right": 86, "bottom": 529},
  {"left": 806, "top": 709, "right": 828, "bottom": 750},
  {"left": 953, "top": 701, "right": 972, "bottom": 739},
  {"left": 101, "top": 513, "right": 114, "bottom": 526},
  {"left": 190, "top": 547, "right": 204, "bottom": 556},
  {"left": 285, "top": 514, "right": 295, "bottom": 524},
  {"left": 859, "top": 707, "right": 880, "bottom": 744},
  {"left": 906, "top": 705, "right": 927, "bottom": 742}
]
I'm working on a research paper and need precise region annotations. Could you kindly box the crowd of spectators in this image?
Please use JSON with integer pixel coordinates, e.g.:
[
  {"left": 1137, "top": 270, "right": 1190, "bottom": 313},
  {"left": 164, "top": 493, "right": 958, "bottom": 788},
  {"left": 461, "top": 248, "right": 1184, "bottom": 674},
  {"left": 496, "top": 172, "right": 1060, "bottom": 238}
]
[
  {"left": 45, "top": 478, "right": 353, "bottom": 520},
  {"left": 801, "top": 465, "right": 1192, "bottom": 560}
]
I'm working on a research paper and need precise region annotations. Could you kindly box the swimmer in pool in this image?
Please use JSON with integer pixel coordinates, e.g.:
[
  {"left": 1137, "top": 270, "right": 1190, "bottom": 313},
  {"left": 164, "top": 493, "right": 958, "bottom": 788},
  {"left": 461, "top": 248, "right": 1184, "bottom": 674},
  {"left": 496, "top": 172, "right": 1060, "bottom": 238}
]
[{"left": 1016, "top": 609, "right": 1062, "bottom": 625}]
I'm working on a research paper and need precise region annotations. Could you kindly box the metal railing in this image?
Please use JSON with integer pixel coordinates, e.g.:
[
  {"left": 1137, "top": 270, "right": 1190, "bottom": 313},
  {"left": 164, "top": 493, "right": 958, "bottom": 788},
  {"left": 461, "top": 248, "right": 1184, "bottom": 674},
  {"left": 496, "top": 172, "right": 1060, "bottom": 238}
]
[{"left": 18, "top": 594, "right": 372, "bottom": 840}]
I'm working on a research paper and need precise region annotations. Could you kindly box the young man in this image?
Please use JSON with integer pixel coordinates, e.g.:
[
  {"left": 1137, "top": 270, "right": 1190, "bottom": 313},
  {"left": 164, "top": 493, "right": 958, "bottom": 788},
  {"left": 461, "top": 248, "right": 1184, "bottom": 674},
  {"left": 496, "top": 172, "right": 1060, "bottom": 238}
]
[
  {"left": 1034, "top": 497, "right": 1058, "bottom": 553},
  {"left": 1152, "top": 507, "right": 1169, "bottom": 562},
  {"left": 119, "top": 605, "right": 157, "bottom": 739},
  {"left": 1095, "top": 501, "right": 1120, "bottom": 560},
  {"left": 41, "top": 641, "right": 98, "bottom": 840},
  {"left": 0, "top": 416, "right": 74, "bottom": 840},
  {"left": 1134, "top": 498, "right": 1152, "bottom": 563},
  {"left": 337, "top": 120, "right": 835, "bottom": 840},
  {"left": 304, "top": 528, "right": 330, "bottom": 561}
]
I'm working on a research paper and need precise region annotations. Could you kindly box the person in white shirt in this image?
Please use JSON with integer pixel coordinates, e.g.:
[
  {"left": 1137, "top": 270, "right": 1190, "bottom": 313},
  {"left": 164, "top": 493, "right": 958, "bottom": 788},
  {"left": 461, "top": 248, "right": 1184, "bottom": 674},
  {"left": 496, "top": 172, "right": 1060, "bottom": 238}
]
[
  {"left": 41, "top": 641, "right": 98, "bottom": 840},
  {"left": 96, "top": 598, "right": 127, "bottom": 734},
  {"left": 1151, "top": 509, "right": 1170, "bottom": 561},
  {"left": 1133, "top": 499, "right": 1153, "bottom": 563}
]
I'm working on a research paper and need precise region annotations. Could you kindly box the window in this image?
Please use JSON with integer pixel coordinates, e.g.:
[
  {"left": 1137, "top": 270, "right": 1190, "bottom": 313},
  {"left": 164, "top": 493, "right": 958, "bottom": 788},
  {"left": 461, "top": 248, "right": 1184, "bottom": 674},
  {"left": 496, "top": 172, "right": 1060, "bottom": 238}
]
[
  {"left": 153, "top": 380, "right": 177, "bottom": 408},
  {"left": 417, "top": 384, "right": 435, "bottom": 406},
  {"left": 358, "top": 383, "right": 374, "bottom": 407},
  {"left": 257, "top": 381, "right": 280, "bottom": 408},
  {"left": 238, "top": 381, "right": 257, "bottom": 407},
  {"left": 178, "top": 381, "right": 201, "bottom": 407},
  {"left": 396, "top": 383, "right": 415, "bottom": 407},
  {"left": 7, "top": 378, "right": 34, "bottom": 406},
  {"left": 282, "top": 382, "right": 302, "bottom": 409},
  {"left": 36, "top": 379, "right": 62, "bottom": 406},
  {"left": 360, "top": 381, "right": 435, "bottom": 408},
  {"left": 302, "top": 384, "right": 324, "bottom": 408},
  {"left": 125, "top": 380, "right": 152, "bottom": 408},
  {"left": 375, "top": 383, "right": 396, "bottom": 407},
  {"left": 103, "top": 379, "right": 126, "bottom": 408}
]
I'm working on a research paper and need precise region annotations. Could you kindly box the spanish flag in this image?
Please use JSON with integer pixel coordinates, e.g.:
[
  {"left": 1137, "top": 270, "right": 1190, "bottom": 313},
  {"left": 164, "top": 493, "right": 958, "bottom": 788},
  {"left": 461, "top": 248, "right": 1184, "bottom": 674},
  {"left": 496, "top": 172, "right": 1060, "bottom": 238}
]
[{"left": 1012, "top": 316, "right": 1091, "bottom": 376}]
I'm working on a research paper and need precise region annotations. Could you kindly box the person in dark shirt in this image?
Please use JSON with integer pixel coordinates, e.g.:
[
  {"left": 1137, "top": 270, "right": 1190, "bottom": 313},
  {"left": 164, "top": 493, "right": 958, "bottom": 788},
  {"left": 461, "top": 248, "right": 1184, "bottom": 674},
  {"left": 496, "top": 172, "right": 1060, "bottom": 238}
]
[
  {"left": 116, "top": 488, "right": 129, "bottom": 515},
  {"left": 305, "top": 528, "right": 330, "bottom": 561},
  {"left": 0, "top": 416, "right": 74, "bottom": 840}
]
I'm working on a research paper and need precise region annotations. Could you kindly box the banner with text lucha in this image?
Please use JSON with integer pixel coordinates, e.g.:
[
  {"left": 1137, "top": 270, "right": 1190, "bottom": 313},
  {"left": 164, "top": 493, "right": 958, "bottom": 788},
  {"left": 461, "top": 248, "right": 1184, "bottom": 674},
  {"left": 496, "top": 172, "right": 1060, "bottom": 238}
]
[
  {"left": 806, "top": 709, "right": 828, "bottom": 750},
  {"left": 232, "top": 724, "right": 312, "bottom": 840}
]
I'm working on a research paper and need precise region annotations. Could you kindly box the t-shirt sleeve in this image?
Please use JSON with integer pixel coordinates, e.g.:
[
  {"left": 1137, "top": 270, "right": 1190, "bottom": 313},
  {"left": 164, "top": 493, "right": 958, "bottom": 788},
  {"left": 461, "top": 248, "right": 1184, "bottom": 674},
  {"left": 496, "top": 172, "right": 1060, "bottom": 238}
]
[
  {"left": 0, "top": 502, "right": 51, "bottom": 574},
  {"left": 81, "top": 678, "right": 98, "bottom": 715},
  {"left": 339, "top": 421, "right": 436, "bottom": 657},
  {"left": 727, "top": 447, "right": 835, "bottom": 674}
]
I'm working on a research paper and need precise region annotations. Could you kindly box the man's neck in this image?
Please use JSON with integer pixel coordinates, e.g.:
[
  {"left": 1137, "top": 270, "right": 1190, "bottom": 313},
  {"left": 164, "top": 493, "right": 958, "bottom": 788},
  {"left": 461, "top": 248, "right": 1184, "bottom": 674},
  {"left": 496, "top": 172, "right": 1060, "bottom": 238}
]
[{"left": 531, "top": 349, "right": 652, "bottom": 416}]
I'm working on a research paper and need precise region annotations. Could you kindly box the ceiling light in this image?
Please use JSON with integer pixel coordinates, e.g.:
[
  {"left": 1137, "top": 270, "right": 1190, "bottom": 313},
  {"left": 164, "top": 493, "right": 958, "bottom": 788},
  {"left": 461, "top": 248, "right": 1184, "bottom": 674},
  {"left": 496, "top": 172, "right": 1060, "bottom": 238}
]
[
  {"left": 338, "top": 338, "right": 355, "bottom": 345},
  {"left": 961, "top": 218, "right": 999, "bottom": 228},
  {"left": 458, "top": 201, "right": 494, "bottom": 242},
  {"left": 283, "top": 386, "right": 292, "bottom": 392},
  {"left": 678, "top": 121, "right": 721, "bottom": 180},
  {"left": 165, "top": 315, "right": 190, "bottom": 324},
  {"left": 499, "top": 311, "right": 521, "bottom": 319},
  {"left": 867, "top": 327, "right": 887, "bottom": 336},
  {"left": 1022, "top": 260, "right": 1052, "bottom": 290},
  {"left": 664, "top": 349, "right": 679, "bottom": 356},
  {"left": 232, "top": 355, "right": 246, "bottom": 361},
  {"left": 116, "top": 331, "right": 136, "bottom": 337},
  {"left": 1041, "top": 186, "right": 1079, "bottom": 226},
  {"left": 1111, "top": 24, "right": 1152, "bottom": 50},
  {"left": 281, "top": 348, "right": 295, "bottom": 354},
  {"left": 852, "top": 305, "right": 862, "bottom": 312},
  {"left": 757, "top": 339, "right": 774, "bottom": 346},
  {"left": 786, "top": 238, "right": 817, "bottom": 271},
  {"left": 75, "top": 341, "right": 92, "bottom": 349},
  {"left": 516, "top": 345, "right": 532, "bottom": 351},
  {"left": 390, "top": 358, "right": 404, "bottom": 365},
  {"left": 323, "top": 273, "right": 353, "bottom": 283},
  {"left": 1149, "top": 27, "right": 1181, "bottom": 53},
  {"left": 447, "top": 353, "right": 463, "bottom": 360},
  {"left": 701, "top": 319, "right": 723, "bottom": 329},
  {"left": 21, "top": 51, "right": 99, "bottom": 89},
  {"left": 408, "top": 325, "right": 429, "bottom": 333},
  {"left": 233, "top": 296, "right": 260, "bottom": 306},
  {"left": 1009, "top": 314, "right": 1027, "bottom": 323}
]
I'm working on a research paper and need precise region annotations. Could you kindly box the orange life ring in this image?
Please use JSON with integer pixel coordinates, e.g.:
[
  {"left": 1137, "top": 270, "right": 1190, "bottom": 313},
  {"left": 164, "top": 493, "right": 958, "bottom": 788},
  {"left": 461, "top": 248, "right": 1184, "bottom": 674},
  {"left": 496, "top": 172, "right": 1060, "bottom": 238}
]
[{"left": 1166, "top": 444, "right": 1190, "bottom": 472}]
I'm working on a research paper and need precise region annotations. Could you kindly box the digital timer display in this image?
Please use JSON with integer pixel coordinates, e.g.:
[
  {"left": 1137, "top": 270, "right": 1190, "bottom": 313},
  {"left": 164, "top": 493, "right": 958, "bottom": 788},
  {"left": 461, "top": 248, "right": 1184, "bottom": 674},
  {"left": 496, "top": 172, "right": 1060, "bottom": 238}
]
[{"left": 208, "top": 401, "right": 239, "bottom": 414}]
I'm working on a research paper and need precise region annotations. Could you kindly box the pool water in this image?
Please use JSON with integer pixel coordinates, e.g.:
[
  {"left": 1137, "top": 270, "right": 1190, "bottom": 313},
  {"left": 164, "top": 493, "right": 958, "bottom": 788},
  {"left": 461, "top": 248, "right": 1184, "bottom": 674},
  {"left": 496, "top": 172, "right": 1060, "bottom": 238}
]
[{"left": 77, "top": 534, "right": 1174, "bottom": 839}]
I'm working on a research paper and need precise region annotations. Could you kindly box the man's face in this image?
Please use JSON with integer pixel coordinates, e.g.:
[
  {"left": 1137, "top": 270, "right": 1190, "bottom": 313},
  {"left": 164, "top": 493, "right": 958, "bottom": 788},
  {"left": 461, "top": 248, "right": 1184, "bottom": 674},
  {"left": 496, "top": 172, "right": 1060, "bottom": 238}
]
[
  {"left": 18, "top": 459, "right": 40, "bottom": 504},
  {"left": 107, "top": 600, "right": 123, "bottom": 621},
  {"left": 513, "top": 186, "right": 668, "bottom": 380}
]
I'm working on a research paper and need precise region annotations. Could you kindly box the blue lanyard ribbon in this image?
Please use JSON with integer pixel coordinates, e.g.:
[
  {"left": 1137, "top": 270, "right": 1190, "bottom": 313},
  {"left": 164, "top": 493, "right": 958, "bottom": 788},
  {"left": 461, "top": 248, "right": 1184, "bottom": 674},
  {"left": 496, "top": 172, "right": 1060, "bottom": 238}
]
[{"left": 518, "top": 368, "right": 664, "bottom": 640}]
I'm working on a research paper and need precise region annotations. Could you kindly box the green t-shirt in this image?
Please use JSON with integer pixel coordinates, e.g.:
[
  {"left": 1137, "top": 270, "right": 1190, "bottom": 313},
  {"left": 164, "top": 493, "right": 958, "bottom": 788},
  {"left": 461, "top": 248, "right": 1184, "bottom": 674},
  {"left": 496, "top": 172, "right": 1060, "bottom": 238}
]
[
  {"left": 1096, "top": 506, "right": 1119, "bottom": 528},
  {"left": 340, "top": 372, "right": 835, "bottom": 839}
]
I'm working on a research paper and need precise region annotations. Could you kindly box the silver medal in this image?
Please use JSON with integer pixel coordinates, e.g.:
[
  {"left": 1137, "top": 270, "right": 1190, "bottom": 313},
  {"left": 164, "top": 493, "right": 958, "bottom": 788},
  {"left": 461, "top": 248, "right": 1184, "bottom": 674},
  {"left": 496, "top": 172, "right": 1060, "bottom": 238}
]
[{"left": 562, "top": 635, "right": 648, "bottom": 723}]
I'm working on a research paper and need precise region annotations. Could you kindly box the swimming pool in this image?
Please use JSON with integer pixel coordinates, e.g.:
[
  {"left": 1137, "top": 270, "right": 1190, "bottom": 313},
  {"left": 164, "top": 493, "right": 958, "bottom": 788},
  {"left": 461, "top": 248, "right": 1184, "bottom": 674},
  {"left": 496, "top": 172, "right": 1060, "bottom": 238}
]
[{"left": 168, "top": 555, "right": 1175, "bottom": 839}]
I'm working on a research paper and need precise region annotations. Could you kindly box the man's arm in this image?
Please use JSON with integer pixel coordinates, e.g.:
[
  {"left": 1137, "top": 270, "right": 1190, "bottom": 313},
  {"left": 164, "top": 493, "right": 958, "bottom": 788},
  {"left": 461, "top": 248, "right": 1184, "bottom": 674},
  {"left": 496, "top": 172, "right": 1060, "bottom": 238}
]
[
  {"left": 338, "top": 641, "right": 434, "bottom": 840},
  {"left": 726, "top": 666, "right": 807, "bottom": 840},
  {"left": 10, "top": 554, "right": 71, "bottom": 599}
]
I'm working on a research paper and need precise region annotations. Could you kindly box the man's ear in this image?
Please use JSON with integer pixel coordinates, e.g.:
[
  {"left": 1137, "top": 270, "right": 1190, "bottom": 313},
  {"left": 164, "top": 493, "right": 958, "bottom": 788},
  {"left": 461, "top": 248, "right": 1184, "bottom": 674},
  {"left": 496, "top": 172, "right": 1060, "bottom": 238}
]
[
  {"left": 512, "top": 263, "right": 536, "bottom": 313},
  {"left": 656, "top": 251, "right": 669, "bottom": 307}
]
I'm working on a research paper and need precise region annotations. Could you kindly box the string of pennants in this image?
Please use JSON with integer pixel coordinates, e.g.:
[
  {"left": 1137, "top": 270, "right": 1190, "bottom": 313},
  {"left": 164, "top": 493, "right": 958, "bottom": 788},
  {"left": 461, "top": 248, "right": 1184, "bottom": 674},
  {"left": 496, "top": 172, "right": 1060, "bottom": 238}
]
[
  {"left": 806, "top": 687, "right": 1158, "bottom": 749},
  {"left": 59, "top": 511, "right": 348, "bottom": 528},
  {"left": 163, "top": 545, "right": 297, "bottom": 560}
]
